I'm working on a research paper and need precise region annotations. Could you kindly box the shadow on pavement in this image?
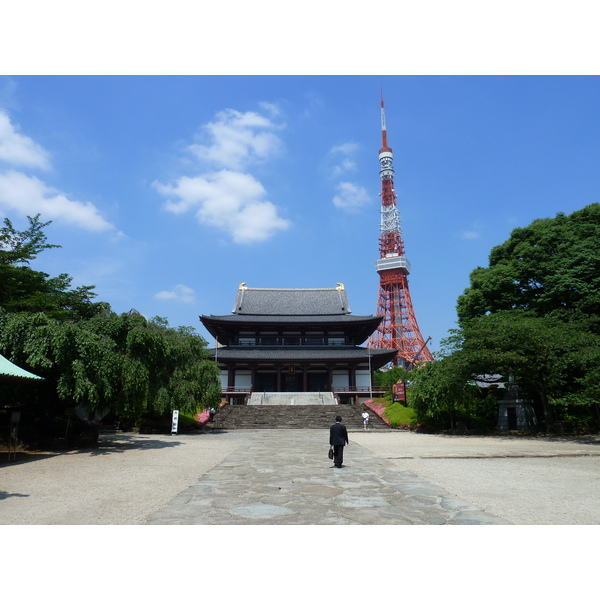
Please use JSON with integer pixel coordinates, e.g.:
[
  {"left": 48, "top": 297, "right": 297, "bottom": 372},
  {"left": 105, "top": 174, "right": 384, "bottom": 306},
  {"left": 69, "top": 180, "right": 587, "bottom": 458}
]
[
  {"left": 0, "top": 490, "right": 29, "bottom": 499},
  {"left": 0, "top": 450, "right": 61, "bottom": 467},
  {"left": 83, "top": 433, "right": 185, "bottom": 456},
  {"left": 533, "top": 435, "right": 600, "bottom": 446}
]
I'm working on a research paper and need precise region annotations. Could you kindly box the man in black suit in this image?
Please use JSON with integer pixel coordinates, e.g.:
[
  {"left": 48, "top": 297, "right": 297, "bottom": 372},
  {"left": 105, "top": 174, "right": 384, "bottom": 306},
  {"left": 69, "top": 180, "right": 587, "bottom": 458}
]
[{"left": 329, "top": 415, "right": 349, "bottom": 468}]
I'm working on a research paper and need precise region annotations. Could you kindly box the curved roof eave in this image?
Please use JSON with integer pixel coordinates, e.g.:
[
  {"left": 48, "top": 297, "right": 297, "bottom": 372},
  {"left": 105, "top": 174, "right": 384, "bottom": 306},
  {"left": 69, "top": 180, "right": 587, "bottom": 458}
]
[
  {"left": 208, "top": 347, "right": 397, "bottom": 369},
  {"left": 0, "top": 353, "right": 44, "bottom": 381}
]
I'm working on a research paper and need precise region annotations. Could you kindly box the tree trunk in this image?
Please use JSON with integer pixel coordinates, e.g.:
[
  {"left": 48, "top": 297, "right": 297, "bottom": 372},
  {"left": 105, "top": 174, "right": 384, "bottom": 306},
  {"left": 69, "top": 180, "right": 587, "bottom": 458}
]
[{"left": 539, "top": 387, "right": 553, "bottom": 433}]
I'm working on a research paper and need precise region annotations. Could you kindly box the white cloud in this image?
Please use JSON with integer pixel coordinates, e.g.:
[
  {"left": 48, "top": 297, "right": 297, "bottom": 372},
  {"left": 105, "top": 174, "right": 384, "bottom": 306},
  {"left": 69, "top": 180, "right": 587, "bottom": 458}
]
[
  {"left": 331, "top": 142, "right": 359, "bottom": 155},
  {"left": 187, "top": 107, "right": 283, "bottom": 171},
  {"left": 0, "top": 111, "right": 117, "bottom": 234},
  {"left": 257, "top": 102, "right": 281, "bottom": 119},
  {"left": 333, "top": 158, "right": 357, "bottom": 177},
  {"left": 154, "top": 169, "right": 290, "bottom": 244},
  {"left": 332, "top": 181, "right": 371, "bottom": 212},
  {"left": 328, "top": 142, "right": 359, "bottom": 177},
  {"left": 0, "top": 111, "right": 51, "bottom": 170},
  {"left": 155, "top": 284, "right": 196, "bottom": 304},
  {"left": 155, "top": 105, "right": 290, "bottom": 244},
  {"left": 460, "top": 220, "right": 483, "bottom": 240},
  {"left": 0, "top": 170, "right": 114, "bottom": 232}
]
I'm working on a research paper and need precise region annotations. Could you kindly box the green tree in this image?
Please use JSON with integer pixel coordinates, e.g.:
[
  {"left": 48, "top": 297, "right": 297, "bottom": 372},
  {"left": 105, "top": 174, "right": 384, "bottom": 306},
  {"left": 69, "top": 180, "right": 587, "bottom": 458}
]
[
  {"left": 457, "top": 203, "right": 600, "bottom": 332},
  {"left": 448, "top": 203, "right": 600, "bottom": 431},
  {"left": 459, "top": 311, "right": 600, "bottom": 429},
  {"left": 0, "top": 214, "right": 106, "bottom": 319},
  {"left": 0, "top": 214, "right": 59, "bottom": 265},
  {"left": 554, "top": 363, "right": 600, "bottom": 430},
  {"left": 407, "top": 341, "right": 493, "bottom": 430},
  {"left": 0, "top": 215, "right": 221, "bottom": 441},
  {"left": 373, "top": 365, "right": 404, "bottom": 389},
  {"left": 411, "top": 312, "right": 600, "bottom": 432},
  {"left": 0, "top": 309, "right": 221, "bottom": 433}
]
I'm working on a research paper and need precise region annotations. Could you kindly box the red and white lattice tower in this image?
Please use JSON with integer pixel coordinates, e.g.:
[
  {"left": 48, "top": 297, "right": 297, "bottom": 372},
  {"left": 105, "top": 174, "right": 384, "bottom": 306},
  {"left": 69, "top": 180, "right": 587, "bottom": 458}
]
[{"left": 366, "top": 92, "right": 434, "bottom": 367}]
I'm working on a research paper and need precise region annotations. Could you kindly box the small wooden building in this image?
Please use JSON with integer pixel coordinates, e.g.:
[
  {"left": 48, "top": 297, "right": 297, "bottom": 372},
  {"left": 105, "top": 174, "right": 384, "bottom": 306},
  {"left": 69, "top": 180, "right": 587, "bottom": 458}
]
[{"left": 200, "top": 284, "right": 397, "bottom": 403}]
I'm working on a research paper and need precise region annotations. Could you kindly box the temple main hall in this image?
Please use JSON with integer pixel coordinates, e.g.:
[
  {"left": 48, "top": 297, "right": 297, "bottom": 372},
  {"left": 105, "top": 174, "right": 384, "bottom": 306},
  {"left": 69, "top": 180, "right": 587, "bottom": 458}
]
[{"left": 200, "top": 283, "right": 397, "bottom": 404}]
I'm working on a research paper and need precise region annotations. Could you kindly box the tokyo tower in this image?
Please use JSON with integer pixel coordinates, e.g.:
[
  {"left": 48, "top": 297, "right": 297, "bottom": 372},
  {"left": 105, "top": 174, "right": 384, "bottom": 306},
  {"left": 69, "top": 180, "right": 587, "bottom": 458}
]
[{"left": 366, "top": 92, "right": 434, "bottom": 367}]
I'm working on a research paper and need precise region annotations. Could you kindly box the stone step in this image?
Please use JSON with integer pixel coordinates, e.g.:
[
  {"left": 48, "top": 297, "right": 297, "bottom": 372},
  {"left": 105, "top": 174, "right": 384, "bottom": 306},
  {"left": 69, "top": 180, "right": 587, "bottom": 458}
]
[{"left": 209, "top": 404, "right": 388, "bottom": 430}]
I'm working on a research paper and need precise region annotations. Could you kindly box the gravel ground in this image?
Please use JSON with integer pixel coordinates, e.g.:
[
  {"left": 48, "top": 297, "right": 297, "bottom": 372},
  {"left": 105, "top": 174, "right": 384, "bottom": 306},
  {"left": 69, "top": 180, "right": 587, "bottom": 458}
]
[
  {"left": 353, "top": 430, "right": 600, "bottom": 525},
  {"left": 0, "top": 431, "right": 244, "bottom": 525},
  {"left": 2, "top": 429, "right": 600, "bottom": 525}
]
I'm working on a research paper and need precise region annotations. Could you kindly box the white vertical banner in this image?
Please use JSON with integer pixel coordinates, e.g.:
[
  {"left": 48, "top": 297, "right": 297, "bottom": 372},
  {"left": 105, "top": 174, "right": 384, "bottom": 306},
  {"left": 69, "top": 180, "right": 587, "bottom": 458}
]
[{"left": 171, "top": 410, "right": 179, "bottom": 434}]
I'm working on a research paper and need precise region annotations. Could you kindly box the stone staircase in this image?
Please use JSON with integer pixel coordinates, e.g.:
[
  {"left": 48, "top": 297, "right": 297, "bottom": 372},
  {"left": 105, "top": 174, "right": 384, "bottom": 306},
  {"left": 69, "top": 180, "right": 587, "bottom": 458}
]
[{"left": 209, "top": 404, "right": 388, "bottom": 430}]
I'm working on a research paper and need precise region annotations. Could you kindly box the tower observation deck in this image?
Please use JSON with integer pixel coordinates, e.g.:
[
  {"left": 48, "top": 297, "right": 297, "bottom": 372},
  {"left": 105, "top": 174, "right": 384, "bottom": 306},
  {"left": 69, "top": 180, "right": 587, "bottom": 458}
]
[{"left": 366, "top": 93, "right": 434, "bottom": 367}]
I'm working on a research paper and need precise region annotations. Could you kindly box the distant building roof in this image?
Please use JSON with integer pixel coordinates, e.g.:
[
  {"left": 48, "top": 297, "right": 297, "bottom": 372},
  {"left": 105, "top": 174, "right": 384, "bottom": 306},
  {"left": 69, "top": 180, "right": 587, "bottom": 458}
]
[
  {"left": 0, "top": 353, "right": 43, "bottom": 381},
  {"left": 471, "top": 374, "right": 505, "bottom": 389},
  {"left": 232, "top": 284, "right": 351, "bottom": 316}
]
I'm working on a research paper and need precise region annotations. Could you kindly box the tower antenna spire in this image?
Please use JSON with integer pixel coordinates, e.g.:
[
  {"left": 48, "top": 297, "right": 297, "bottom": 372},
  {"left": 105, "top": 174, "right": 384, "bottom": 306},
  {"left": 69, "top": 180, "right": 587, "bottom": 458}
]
[
  {"left": 380, "top": 87, "right": 389, "bottom": 150},
  {"left": 367, "top": 92, "right": 434, "bottom": 367}
]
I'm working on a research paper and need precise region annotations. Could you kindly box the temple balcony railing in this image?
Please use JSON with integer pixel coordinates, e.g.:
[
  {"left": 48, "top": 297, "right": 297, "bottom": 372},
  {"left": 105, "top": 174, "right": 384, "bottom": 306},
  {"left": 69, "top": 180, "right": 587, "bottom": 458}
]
[
  {"left": 333, "top": 386, "right": 388, "bottom": 396},
  {"left": 236, "top": 337, "right": 347, "bottom": 346},
  {"left": 221, "top": 386, "right": 252, "bottom": 394}
]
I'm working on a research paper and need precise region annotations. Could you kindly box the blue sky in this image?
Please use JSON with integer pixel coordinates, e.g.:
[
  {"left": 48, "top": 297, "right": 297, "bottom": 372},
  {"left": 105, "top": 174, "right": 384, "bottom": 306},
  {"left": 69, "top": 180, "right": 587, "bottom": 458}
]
[{"left": 1, "top": 75, "right": 600, "bottom": 353}]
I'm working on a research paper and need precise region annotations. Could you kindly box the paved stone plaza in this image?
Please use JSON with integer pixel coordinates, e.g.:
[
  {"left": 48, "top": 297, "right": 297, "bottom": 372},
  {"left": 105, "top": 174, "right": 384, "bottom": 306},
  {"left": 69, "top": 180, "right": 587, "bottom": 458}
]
[{"left": 2, "top": 429, "right": 600, "bottom": 525}]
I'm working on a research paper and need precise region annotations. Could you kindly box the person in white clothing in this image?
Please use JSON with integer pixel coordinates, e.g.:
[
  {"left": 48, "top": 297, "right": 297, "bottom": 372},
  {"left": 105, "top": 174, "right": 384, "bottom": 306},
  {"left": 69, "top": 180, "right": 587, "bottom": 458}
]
[{"left": 361, "top": 409, "right": 369, "bottom": 430}]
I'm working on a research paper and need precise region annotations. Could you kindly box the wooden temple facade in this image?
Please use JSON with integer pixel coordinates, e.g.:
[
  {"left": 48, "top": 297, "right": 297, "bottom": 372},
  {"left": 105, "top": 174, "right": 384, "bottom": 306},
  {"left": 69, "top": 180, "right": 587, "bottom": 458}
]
[{"left": 200, "top": 284, "right": 398, "bottom": 404}]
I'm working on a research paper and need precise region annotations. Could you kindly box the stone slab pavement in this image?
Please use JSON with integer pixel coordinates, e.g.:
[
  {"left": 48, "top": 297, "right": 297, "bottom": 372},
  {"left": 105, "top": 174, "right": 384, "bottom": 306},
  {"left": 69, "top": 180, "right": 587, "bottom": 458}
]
[
  {"left": 3, "top": 428, "right": 600, "bottom": 525},
  {"left": 145, "top": 429, "right": 600, "bottom": 525},
  {"left": 145, "top": 429, "right": 509, "bottom": 525}
]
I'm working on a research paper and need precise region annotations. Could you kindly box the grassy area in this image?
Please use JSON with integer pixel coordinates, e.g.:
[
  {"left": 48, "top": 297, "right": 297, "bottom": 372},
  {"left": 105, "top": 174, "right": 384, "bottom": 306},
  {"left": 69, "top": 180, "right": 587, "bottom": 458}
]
[
  {"left": 367, "top": 397, "right": 415, "bottom": 428},
  {"left": 180, "top": 413, "right": 204, "bottom": 428}
]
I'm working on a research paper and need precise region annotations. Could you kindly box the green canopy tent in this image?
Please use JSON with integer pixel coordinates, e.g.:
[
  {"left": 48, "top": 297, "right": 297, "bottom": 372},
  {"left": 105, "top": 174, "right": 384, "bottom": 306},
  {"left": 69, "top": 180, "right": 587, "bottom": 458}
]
[
  {"left": 1, "top": 353, "right": 43, "bottom": 459},
  {"left": 0, "top": 352, "right": 44, "bottom": 381}
]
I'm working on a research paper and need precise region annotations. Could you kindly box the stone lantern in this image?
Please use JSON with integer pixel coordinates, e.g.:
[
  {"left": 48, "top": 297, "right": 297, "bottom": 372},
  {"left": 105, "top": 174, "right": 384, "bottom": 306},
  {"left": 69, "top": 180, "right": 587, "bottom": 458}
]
[{"left": 497, "top": 371, "right": 537, "bottom": 432}]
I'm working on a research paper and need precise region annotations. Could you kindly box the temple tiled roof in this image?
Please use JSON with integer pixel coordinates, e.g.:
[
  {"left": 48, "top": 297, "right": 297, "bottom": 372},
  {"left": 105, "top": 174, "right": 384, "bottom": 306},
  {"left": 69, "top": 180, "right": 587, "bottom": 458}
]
[
  {"left": 233, "top": 285, "right": 351, "bottom": 315},
  {"left": 200, "top": 314, "right": 382, "bottom": 346}
]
